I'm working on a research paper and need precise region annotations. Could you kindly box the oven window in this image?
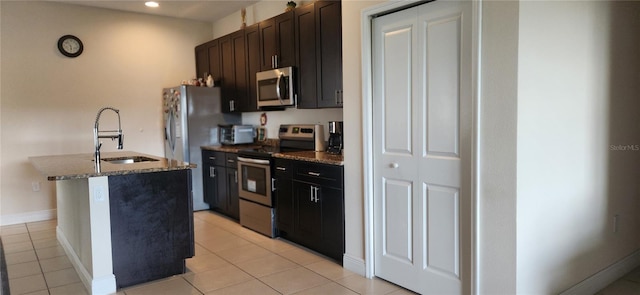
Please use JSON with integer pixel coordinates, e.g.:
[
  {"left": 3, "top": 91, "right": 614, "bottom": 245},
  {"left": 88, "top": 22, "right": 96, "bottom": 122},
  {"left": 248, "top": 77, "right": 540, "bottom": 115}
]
[{"left": 241, "top": 165, "right": 267, "bottom": 195}]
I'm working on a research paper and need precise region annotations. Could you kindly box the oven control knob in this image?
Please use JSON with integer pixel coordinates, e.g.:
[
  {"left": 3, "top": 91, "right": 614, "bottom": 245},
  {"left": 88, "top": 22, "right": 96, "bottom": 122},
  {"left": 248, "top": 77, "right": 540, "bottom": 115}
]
[{"left": 389, "top": 163, "right": 399, "bottom": 168}]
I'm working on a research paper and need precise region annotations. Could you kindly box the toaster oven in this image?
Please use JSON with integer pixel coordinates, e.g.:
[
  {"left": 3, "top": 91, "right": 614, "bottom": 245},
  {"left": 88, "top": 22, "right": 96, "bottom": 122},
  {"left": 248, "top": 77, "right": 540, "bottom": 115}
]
[{"left": 219, "top": 125, "right": 254, "bottom": 145}]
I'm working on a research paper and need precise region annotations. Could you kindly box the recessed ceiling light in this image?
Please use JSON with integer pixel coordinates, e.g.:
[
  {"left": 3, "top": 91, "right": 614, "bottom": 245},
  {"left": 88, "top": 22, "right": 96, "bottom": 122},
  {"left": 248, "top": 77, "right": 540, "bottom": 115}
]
[{"left": 145, "top": 2, "right": 159, "bottom": 8}]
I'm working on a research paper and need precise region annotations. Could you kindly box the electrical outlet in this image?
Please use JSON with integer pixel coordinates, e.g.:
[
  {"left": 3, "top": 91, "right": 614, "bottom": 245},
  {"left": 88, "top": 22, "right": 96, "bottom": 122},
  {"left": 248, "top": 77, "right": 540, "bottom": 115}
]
[
  {"left": 94, "top": 185, "right": 105, "bottom": 202},
  {"left": 31, "top": 181, "right": 40, "bottom": 192}
]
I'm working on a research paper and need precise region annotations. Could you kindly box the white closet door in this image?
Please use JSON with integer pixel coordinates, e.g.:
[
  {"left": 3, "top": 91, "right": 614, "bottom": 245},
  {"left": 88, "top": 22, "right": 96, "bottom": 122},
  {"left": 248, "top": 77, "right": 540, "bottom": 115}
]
[{"left": 373, "top": 1, "right": 472, "bottom": 294}]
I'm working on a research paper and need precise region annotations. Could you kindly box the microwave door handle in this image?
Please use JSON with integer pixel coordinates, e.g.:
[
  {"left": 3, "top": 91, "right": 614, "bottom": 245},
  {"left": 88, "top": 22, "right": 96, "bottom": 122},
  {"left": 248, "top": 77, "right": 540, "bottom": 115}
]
[
  {"left": 275, "top": 72, "right": 283, "bottom": 103},
  {"left": 276, "top": 72, "right": 284, "bottom": 105}
]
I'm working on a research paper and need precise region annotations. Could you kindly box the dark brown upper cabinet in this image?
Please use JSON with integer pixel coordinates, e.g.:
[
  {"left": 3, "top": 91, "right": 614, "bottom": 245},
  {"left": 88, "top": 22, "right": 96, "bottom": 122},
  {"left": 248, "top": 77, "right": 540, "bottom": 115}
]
[
  {"left": 245, "top": 23, "right": 261, "bottom": 112},
  {"left": 259, "top": 10, "right": 295, "bottom": 71},
  {"left": 195, "top": 39, "right": 221, "bottom": 83},
  {"left": 294, "top": 3, "right": 317, "bottom": 109},
  {"left": 219, "top": 30, "right": 248, "bottom": 113},
  {"left": 315, "top": 0, "right": 343, "bottom": 108},
  {"left": 194, "top": 0, "right": 343, "bottom": 111},
  {"left": 296, "top": 0, "right": 343, "bottom": 109}
]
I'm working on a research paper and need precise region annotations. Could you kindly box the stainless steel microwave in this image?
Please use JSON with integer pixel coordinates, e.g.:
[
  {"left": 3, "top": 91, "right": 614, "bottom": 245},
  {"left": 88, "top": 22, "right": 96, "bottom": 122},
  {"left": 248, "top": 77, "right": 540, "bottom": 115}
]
[{"left": 256, "top": 66, "right": 295, "bottom": 108}]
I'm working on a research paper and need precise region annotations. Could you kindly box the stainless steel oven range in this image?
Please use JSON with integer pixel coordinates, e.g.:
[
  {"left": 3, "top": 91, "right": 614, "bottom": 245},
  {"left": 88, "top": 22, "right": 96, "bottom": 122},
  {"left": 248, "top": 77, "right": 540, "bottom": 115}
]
[{"left": 236, "top": 124, "right": 325, "bottom": 237}]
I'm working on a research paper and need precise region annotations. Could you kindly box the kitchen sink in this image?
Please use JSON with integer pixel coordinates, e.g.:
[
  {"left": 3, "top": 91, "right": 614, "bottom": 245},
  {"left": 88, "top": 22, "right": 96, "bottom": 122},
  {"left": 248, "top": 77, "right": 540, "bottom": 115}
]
[{"left": 101, "top": 156, "right": 158, "bottom": 164}]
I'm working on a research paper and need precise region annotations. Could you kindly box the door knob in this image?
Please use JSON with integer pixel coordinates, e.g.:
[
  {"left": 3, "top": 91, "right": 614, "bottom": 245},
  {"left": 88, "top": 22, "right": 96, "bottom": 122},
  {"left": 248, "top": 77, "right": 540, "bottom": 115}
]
[{"left": 389, "top": 163, "right": 399, "bottom": 168}]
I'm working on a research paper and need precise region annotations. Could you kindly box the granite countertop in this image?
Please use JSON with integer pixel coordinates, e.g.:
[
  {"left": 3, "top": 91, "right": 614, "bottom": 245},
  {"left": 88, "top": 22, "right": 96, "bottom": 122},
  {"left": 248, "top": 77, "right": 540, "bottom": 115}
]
[
  {"left": 201, "top": 144, "right": 344, "bottom": 166},
  {"left": 201, "top": 144, "right": 260, "bottom": 153},
  {"left": 29, "top": 151, "right": 195, "bottom": 181},
  {"left": 274, "top": 151, "right": 344, "bottom": 166}
]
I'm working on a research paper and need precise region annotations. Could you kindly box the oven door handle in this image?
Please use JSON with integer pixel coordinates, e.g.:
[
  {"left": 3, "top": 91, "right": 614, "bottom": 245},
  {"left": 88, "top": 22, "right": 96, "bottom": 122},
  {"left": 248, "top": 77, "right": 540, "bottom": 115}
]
[{"left": 237, "top": 156, "right": 270, "bottom": 165}]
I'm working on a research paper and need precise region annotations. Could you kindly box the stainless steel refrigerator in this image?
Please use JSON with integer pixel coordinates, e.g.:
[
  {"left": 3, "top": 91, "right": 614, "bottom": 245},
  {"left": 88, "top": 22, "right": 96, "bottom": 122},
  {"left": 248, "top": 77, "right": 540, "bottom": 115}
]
[{"left": 163, "top": 85, "right": 240, "bottom": 211}]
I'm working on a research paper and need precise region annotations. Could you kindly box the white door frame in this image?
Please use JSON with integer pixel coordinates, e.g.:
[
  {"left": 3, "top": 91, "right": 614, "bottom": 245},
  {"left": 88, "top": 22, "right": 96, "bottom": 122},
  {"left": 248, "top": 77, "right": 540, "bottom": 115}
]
[{"left": 360, "top": 0, "right": 482, "bottom": 293}]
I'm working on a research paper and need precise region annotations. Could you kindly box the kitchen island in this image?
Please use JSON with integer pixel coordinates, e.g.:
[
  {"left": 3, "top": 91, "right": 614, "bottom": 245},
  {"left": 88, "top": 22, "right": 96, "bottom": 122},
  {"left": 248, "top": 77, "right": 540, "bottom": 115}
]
[{"left": 29, "top": 151, "right": 196, "bottom": 295}]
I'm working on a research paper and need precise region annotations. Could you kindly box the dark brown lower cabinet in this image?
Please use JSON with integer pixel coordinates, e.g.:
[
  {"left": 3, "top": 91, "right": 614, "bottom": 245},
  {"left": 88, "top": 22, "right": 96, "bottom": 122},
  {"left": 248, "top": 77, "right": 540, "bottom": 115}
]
[
  {"left": 108, "top": 169, "right": 194, "bottom": 289},
  {"left": 274, "top": 158, "right": 345, "bottom": 263},
  {"left": 202, "top": 150, "right": 239, "bottom": 220}
]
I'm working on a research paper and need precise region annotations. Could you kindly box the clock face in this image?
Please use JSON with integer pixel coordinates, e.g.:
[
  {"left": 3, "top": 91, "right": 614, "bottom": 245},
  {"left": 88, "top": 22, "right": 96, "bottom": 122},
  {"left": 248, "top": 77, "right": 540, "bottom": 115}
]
[{"left": 58, "top": 35, "right": 83, "bottom": 58}]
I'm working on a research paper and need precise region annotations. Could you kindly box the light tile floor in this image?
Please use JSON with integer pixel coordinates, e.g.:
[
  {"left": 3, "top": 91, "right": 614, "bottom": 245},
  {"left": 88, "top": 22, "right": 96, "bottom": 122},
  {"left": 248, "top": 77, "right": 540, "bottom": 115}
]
[
  {"left": 1, "top": 211, "right": 417, "bottom": 295},
  {"left": 4, "top": 211, "right": 639, "bottom": 295}
]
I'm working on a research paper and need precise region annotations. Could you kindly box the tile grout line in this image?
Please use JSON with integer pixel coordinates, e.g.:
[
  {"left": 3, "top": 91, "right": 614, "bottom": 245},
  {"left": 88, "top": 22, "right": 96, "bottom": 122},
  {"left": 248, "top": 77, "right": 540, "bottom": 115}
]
[
  {"left": 194, "top": 213, "right": 362, "bottom": 295},
  {"left": 25, "top": 222, "right": 52, "bottom": 293}
]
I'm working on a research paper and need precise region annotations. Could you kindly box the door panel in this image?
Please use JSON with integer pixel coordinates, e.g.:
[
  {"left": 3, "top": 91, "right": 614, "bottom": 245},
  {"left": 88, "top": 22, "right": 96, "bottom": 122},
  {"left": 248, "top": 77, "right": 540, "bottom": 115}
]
[
  {"left": 382, "top": 25, "right": 413, "bottom": 155},
  {"left": 373, "top": 1, "right": 471, "bottom": 294},
  {"left": 382, "top": 178, "right": 413, "bottom": 264},
  {"left": 425, "top": 184, "right": 459, "bottom": 276}
]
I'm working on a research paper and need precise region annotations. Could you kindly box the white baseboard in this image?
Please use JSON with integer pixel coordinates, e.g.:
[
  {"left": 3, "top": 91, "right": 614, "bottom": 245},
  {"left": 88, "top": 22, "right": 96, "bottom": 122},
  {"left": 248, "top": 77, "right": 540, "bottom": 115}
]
[
  {"left": 560, "top": 250, "right": 640, "bottom": 295},
  {"left": 57, "top": 227, "right": 116, "bottom": 295},
  {"left": 343, "top": 253, "right": 366, "bottom": 277},
  {"left": 0, "top": 209, "right": 56, "bottom": 226}
]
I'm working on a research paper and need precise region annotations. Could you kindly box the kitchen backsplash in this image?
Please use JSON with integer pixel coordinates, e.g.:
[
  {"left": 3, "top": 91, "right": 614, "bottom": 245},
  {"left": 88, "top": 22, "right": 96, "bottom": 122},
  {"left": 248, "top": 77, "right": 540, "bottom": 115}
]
[{"left": 242, "top": 108, "right": 343, "bottom": 142}]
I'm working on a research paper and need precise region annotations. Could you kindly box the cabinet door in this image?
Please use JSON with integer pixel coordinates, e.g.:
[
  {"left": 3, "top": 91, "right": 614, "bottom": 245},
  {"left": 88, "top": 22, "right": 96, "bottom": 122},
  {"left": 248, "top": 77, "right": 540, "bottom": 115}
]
[
  {"left": 232, "top": 30, "right": 248, "bottom": 112},
  {"left": 208, "top": 39, "right": 222, "bottom": 85},
  {"left": 293, "top": 181, "right": 321, "bottom": 247},
  {"left": 275, "top": 177, "right": 294, "bottom": 237},
  {"left": 318, "top": 185, "right": 345, "bottom": 262},
  {"left": 259, "top": 18, "right": 276, "bottom": 71},
  {"left": 195, "top": 43, "right": 209, "bottom": 81},
  {"left": 219, "top": 34, "right": 234, "bottom": 113},
  {"left": 202, "top": 161, "right": 218, "bottom": 207},
  {"left": 214, "top": 165, "right": 227, "bottom": 211},
  {"left": 295, "top": 3, "right": 317, "bottom": 109},
  {"left": 245, "top": 24, "right": 261, "bottom": 112},
  {"left": 316, "top": 0, "right": 343, "bottom": 108},
  {"left": 260, "top": 11, "right": 295, "bottom": 71},
  {"left": 226, "top": 168, "right": 240, "bottom": 220},
  {"left": 275, "top": 11, "right": 296, "bottom": 68}
]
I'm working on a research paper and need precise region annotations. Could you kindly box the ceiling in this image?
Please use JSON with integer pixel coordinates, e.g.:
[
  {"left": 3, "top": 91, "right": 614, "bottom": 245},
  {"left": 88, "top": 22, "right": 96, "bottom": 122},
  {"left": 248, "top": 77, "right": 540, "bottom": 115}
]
[{"left": 60, "top": 1, "right": 261, "bottom": 23}]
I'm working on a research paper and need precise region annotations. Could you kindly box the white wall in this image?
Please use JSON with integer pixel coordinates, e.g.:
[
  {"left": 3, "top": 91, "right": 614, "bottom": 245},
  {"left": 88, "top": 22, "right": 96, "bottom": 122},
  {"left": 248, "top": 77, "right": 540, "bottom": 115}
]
[
  {"left": 0, "top": 1, "right": 213, "bottom": 224},
  {"left": 517, "top": 2, "right": 640, "bottom": 293},
  {"left": 478, "top": 1, "right": 519, "bottom": 293}
]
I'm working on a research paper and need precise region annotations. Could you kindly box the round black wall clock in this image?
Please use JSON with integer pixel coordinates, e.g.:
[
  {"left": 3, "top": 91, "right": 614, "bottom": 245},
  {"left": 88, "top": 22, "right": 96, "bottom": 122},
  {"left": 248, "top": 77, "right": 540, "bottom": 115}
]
[{"left": 57, "top": 35, "right": 83, "bottom": 58}]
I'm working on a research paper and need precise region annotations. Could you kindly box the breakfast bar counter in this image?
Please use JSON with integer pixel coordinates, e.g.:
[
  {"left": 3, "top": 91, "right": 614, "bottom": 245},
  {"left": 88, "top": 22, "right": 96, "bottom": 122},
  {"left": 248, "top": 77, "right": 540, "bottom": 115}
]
[
  {"left": 30, "top": 151, "right": 195, "bottom": 180},
  {"left": 30, "top": 151, "right": 195, "bottom": 295}
]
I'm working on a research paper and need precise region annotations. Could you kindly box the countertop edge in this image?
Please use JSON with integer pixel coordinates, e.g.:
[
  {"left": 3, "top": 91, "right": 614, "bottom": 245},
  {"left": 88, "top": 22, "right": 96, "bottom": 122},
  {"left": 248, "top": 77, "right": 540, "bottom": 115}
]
[
  {"left": 201, "top": 145, "right": 344, "bottom": 166},
  {"left": 272, "top": 153, "right": 344, "bottom": 166},
  {"left": 30, "top": 151, "right": 196, "bottom": 181}
]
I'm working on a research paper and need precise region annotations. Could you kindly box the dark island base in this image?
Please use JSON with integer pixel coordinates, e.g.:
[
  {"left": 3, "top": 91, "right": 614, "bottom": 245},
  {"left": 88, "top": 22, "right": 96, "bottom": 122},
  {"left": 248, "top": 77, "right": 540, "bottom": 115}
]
[{"left": 108, "top": 169, "right": 195, "bottom": 289}]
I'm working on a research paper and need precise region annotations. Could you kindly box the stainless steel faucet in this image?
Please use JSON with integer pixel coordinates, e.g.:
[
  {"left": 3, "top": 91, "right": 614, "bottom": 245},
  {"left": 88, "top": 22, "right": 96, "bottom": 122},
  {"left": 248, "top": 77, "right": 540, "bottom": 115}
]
[{"left": 94, "top": 107, "right": 123, "bottom": 172}]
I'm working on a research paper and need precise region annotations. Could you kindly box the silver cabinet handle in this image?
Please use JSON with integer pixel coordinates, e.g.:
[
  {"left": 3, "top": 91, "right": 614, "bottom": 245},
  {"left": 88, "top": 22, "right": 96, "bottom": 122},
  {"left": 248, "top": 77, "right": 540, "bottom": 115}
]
[
  {"left": 310, "top": 186, "right": 314, "bottom": 201},
  {"left": 389, "top": 163, "right": 399, "bottom": 168},
  {"left": 230, "top": 100, "right": 235, "bottom": 112},
  {"left": 209, "top": 156, "right": 216, "bottom": 160},
  {"left": 308, "top": 172, "right": 321, "bottom": 177},
  {"left": 227, "top": 159, "right": 235, "bottom": 163},
  {"left": 210, "top": 166, "right": 216, "bottom": 178},
  {"left": 271, "top": 178, "right": 276, "bottom": 191},
  {"left": 313, "top": 186, "right": 320, "bottom": 203},
  {"left": 274, "top": 55, "right": 279, "bottom": 68},
  {"left": 276, "top": 167, "right": 287, "bottom": 171},
  {"left": 234, "top": 170, "right": 238, "bottom": 183}
]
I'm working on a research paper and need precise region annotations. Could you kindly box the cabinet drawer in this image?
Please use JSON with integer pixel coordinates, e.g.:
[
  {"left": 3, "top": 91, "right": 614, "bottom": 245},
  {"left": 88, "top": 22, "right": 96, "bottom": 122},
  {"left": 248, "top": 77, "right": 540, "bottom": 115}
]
[
  {"left": 202, "top": 150, "right": 226, "bottom": 166},
  {"left": 225, "top": 153, "right": 238, "bottom": 168},
  {"left": 294, "top": 162, "right": 343, "bottom": 189},
  {"left": 273, "top": 158, "right": 293, "bottom": 178}
]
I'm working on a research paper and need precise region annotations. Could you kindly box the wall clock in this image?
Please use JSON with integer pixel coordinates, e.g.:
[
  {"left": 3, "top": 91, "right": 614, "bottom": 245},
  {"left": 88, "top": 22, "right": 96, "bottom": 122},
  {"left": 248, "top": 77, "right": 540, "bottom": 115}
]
[{"left": 57, "top": 35, "right": 83, "bottom": 58}]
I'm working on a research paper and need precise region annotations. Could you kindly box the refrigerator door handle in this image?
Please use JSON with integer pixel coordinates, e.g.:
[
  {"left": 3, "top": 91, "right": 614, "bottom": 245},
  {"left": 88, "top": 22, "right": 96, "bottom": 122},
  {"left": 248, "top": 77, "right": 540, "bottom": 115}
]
[{"left": 166, "top": 109, "right": 176, "bottom": 153}]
